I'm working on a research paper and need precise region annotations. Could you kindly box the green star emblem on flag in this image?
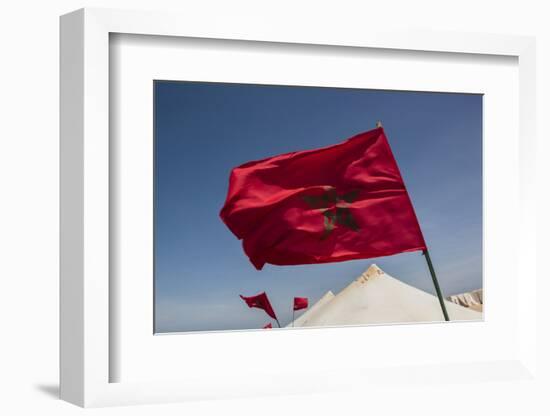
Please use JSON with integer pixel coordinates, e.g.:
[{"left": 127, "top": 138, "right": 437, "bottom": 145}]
[{"left": 302, "top": 187, "right": 360, "bottom": 239}]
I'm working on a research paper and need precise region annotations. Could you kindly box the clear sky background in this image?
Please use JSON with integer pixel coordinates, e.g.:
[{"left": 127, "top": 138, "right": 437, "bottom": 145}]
[{"left": 154, "top": 81, "right": 482, "bottom": 333}]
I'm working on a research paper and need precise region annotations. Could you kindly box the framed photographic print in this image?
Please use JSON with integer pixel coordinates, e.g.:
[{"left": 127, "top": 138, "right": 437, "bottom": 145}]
[{"left": 60, "top": 8, "right": 537, "bottom": 408}]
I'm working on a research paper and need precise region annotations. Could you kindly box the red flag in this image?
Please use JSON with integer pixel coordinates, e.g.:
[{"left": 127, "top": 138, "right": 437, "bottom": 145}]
[
  {"left": 293, "top": 297, "right": 308, "bottom": 311},
  {"left": 221, "top": 127, "right": 426, "bottom": 270},
  {"left": 263, "top": 323, "right": 273, "bottom": 329},
  {"left": 239, "top": 292, "right": 278, "bottom": 320}
]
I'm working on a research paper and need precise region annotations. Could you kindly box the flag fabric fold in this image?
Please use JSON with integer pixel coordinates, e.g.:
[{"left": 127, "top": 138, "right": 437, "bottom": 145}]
[
  {"left": 263, "top": 323, "right": 273, "bottom": 329},
  {"left": 293, "top": 297, "right": 309, "bottom": 311},
  {"left": 239, "top": 292, "right": 278, "bottom": 320},
  {"left": 221, "top": 127, "right": 426, "bottom": 270}
]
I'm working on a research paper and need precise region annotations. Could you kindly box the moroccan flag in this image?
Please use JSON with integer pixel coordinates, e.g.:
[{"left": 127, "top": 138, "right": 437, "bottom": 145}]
[
  {"left": 240, "top": 292, "right": 278, "bottom": 320},
  {"left": 293, "top": 297, "right": 309, "bottom": 311},
  {"left": 263, "top": 323, "right": 273, "bottom": 329},
  {"left": 221, "top": 127, "right": 427, "bottom": 270}
]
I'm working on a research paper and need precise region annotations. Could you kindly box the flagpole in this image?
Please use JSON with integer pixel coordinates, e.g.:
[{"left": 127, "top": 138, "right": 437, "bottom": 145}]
[
  {"left": 423, "top": 249, "right": 450, "bottom": 321},
  {"left": 275, "top": 318, "right": 281, "bottom": 328},
  {"left": 375, "top": 120, "right": 449, "bottom": 322}
]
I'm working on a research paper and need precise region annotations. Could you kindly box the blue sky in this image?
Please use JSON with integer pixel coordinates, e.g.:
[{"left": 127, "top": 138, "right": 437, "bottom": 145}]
[{"left": 154, "top": 81, "right": 482, "bottom": 333}]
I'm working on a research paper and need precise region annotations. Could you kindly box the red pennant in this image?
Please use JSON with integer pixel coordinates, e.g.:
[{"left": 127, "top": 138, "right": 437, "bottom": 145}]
[
  {"left": 239, "top": 292, "right": 278, "bottom": 320},
  {"left": 293, "top": 297, "right": 309, "bottom": 311}
]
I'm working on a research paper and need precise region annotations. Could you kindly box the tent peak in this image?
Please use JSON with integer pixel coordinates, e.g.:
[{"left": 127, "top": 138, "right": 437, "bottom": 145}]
[{"left": 355, "top": 264, "right": 385, "bottom": 284}]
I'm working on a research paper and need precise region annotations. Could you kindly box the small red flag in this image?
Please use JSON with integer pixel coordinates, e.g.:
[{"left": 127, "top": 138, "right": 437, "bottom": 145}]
[
  {"left": 220, "top": 127, "right": 426, "bottom": 270},
  {"left": 293, "top": 297, "right": 308, "bottom": 311},
  {"left": 263, "top": 323, "right": 273, "bottom": 329},
  {"left": 240, "top": 292, "right": 278, "bottom": 320}
]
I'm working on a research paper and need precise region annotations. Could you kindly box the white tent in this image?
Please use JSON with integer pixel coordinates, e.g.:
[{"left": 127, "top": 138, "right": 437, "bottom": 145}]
[
  {"left": 289, "top": 264, "right": 481, "bottom": 327},
  {"left": 447, "top": 288, "right": 483, "bottom": 312}
]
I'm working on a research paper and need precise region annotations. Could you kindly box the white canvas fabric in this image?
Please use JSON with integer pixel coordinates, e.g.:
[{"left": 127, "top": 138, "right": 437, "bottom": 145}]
[
  {"left": 289, "top": 264, "right": 481, "bottom": 327},
  {"left": 447, "top": 289, "right": 483, "bottom": 309}
]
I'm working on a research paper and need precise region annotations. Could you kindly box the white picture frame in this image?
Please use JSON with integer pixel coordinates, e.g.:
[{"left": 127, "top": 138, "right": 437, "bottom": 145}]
[{"left": 60, "top": 7, "right": 537, "bottom": 408}]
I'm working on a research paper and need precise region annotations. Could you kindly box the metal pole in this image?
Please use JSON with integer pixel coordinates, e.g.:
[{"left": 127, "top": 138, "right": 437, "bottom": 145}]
[
  {"left": 374, "top": 121, "right": 448, "bottom": 321},
  {"left": 275, "top": 318, "right": 281, "bottom": 328},
  {"left": 423, "top": 249, "right": 450, "bottom": 321}
]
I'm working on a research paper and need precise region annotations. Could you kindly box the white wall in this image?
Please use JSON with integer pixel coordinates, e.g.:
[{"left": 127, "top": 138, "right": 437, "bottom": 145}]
[{"left": 1, "top": 1, "right": 548, "bottom": 415}]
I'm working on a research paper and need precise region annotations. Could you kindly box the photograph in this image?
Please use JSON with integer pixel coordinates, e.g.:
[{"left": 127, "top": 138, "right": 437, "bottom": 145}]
[{"left": 153, "top": 81, "right": 483, "bottom": 333}]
